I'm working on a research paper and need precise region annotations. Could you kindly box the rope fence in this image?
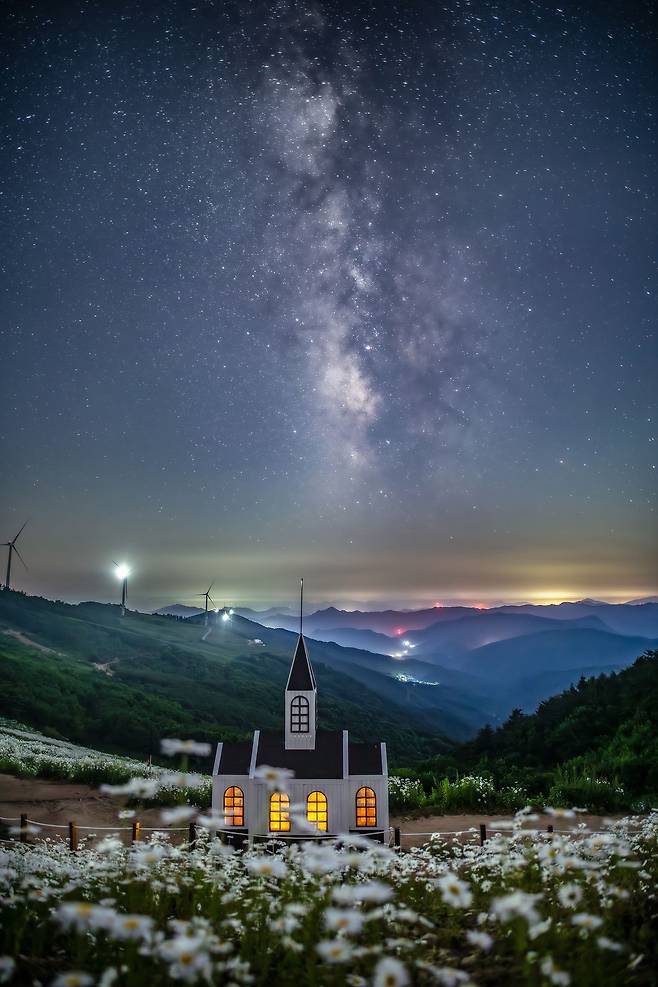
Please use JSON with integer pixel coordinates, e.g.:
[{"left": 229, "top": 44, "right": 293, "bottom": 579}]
[
  {"left": 391, "top": 822, "right": 611, "bottom": 847},
  {"left": 1, "top": 812, "right": 616, "bottom": 853}
]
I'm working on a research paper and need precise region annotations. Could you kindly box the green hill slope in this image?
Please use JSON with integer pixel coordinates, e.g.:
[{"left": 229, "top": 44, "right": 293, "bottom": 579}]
[{"left": 0, "top": 590, "right": 452, "bottom": 765}]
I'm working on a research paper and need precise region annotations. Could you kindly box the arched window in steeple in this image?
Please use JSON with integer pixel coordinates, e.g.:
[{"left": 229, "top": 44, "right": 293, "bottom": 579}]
[{"left": 290, "top": 694, "right": 310, "bottom": 733}]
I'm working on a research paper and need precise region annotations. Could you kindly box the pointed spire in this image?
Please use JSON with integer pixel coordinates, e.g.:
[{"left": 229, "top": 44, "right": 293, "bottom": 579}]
[
  {"left": 286, "top": 577, "right": 316, "bottom": 691},
  {"left": 286, "top": 634, "right": 316, "bottom": 690}
]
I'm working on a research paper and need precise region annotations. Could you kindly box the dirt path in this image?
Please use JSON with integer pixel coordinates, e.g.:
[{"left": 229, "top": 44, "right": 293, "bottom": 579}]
[
  {"left": 0, "top": 774, "right": 172, "bottom": 844},
  {"left": 0, "top": 774, "right": 626, "bottom": 848},
  {"left": 1, "top": 628, "right": 59, "bottom": 655}
]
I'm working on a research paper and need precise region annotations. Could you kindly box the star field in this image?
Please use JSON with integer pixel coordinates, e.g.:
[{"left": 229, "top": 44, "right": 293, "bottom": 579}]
[{"left": 0, "top": 0, "right": 655, "bottom": 608}]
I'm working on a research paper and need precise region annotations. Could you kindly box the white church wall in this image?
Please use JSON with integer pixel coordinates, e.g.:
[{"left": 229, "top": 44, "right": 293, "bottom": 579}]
[{"left": 213, "top": 774, "right": 389, "bottom": 837}]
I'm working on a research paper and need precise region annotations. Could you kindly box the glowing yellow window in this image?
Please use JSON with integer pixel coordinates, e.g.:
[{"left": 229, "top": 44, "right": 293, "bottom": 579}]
[
  {"left": 355, "top": 786, "right": 377, "bottom": 828},
  {"left": 307, "top": 790, "right": 328, "bottom": 832},
  {"left": 269, "top": 792, "right": 291, "bottom": 832},
  {"left": 223, "top": 786, "right": 244, "bottom": 827}
]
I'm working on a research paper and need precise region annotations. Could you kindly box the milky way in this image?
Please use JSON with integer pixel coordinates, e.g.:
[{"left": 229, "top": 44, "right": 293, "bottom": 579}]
[{"left": 0, "top": 1, "right": 655, "bottom": 608}]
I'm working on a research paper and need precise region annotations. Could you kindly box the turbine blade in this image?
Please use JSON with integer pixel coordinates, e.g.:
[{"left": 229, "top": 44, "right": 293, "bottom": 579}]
[
  {"left": 207, "top": 582, "right": 214, "bottom": 595},
  {"left": 13, "top": 545, "right": 28, "bottom": 571},
  {"left": 12, "top": 520, "right": 28, "bottom": 544}
]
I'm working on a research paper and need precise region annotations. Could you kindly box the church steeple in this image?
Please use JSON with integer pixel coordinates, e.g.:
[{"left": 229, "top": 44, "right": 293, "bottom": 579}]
[{"left": 285, "top": 579, "right": 317, "bottom": 750}]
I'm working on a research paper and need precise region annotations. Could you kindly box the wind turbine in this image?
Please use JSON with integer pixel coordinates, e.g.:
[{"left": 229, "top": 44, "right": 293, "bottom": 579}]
[
  {"left": 194, "top": 583, "right": 216, "bottom": 626},
  {"left": 113, "top": 561, "right": 131, "bottom": 617},
  {"left": 2, "top": 521, "right": 28, "bottom": 590}
]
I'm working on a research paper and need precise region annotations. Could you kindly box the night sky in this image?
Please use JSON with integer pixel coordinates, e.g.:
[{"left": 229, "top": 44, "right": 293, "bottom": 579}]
[{"left": 1, "top": 0, "right": 655, "bottom": 610}]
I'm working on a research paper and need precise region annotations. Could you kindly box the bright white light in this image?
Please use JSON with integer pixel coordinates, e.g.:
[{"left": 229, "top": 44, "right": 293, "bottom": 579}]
[
  {"left": 228, "top": 608, "right": 234, "bottom": 615},
  {"left": 115, "top": 564, "right": 130, "bottom": 580},
  {"left": 221, "top": 612, "right": 230, "bottom": 622}
]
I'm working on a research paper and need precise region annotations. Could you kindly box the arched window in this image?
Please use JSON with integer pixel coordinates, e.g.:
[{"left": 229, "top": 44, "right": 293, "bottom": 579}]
[
  {"left": 307, "top": 791, "right": 328, "bottom": 832},
  {"left": 355, "top": 786, "right": 377, "bottom": 828},
  {"left": 223, "top": 786, "right": 244, "bottom": 827},
  {"left": 290, "top": 695, "right": 310, "bottom": 733},
  {"left": 269, "top": 792, "right": 291, "bottom": 832}
]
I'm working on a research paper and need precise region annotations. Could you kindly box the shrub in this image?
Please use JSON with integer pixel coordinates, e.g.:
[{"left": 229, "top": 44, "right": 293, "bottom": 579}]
[
  {"left": 388, "top": 775, "right": 425, "bottom": 812},
  {"left": 547, "top": 765, "right": 627, "bottom": 812}
]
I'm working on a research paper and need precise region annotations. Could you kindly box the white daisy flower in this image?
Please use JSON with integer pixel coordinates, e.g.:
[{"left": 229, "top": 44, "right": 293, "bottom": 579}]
[
  {"left": 245, "top": 856, "right": 288, "bottom": 879},
  {"left": 596, "top": 936, "right": 623, "bottom": 952},
  {"left": 108, "top": 913, "right": 154, "bottom": 941},
  {"left": 160, "top": 806, "right": 198, "bottom": 825},
  {"left": 253, "top": 765, "right": 294, "bottom": 788},
  {"left": 540, "top": 955, "right": 571, "bottom": 986},
  {"left": 161, "top": 738, "right": 212, "bottom": 757},
  {"left": 438, "top": 872, "right": 473, "bottom": 909},
  {"left": 323, "top": 907, "right": 365, "bottom": 935},
  {"left": 372, "top": 956, "right": 410, "bottom": 987},
  {"left": 465, "top": 929, "right": 493, "bottom": 951},
  {"left": 332, "top": 880, "right": 393, "bottom": 904},
  {"left": 51, "top": 974, "right": 94, "bottom": 987},
  {"left": 316, "top": 938, "right": 354, "bottom": 963},
  {"left": 571, "top": 912, "right": 603, "bottom": 931},
  {"left": 0, "top": 958, "right": 15, "bottom": 985},
  {"left": 557, "top": 883, "right": 582, "bottom": 908}
]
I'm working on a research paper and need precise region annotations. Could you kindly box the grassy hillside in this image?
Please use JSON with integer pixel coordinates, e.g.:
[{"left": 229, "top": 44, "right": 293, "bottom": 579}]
[{"left": 0, "top": 590, "right": 448, "bottom": 765}]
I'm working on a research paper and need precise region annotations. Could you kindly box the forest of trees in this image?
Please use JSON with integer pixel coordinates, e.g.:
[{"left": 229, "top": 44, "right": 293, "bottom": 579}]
[{"left": 410, "top": 651, "right": 658, "bottom": 807}]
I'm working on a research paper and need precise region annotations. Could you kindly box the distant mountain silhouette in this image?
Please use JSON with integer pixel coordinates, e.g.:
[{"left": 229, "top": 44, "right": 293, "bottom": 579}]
[
  {"left": 407, "top": 613, "right": 610, "bottom": 665},
  {"left": 306, "top": 605, "right": 476, "bottom": 635},
  {"left": 153, "top": 604, "right": 204, "bottom": 618},
  {"left": 463, "top": 627, "right": 656, "bottom": 678},
  {"left": 248, "top": 600, "right": 658, "bottom": 640},
  {"left": 309, "top": 626, "right": 398, "bottom": 653},
  {"left": 494, "top": 602, "right": 658, "bottom": 637}
]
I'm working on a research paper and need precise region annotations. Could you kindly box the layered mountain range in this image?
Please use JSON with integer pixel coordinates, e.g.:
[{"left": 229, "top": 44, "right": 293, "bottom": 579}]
[
  {"left": 229, "top": 600, "right": 658, "bottom": 725},
  {"left": 1, "top": 591, "right": 656, "bottom": 763}
]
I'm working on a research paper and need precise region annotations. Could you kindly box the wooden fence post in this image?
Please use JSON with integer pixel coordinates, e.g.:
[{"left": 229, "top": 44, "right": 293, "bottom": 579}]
[
  {"left": 393, "top": 827, "right": 401, "bottom": 848},
  {"left": 479, "top": 823, "right": 487, "bottom": 846},
  {"left": 19, "top": 813, "right": 28, "bottom": 844},
  {"left": 188, "top": 821, "right": 197, "bottom": 849},
  {"left": 132, "top": 820, "right": 141, "bottom": 843},
  {"left": 69, "top": 820, "right": 78, "bottom": 852},
  {"left": 547, "top": 824, "right": 554, "bottom": 834}
]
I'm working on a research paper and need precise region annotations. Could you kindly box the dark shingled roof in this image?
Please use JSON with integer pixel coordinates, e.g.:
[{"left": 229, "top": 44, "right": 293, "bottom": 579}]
[
  {"left": 349, "top": 740, "right": 384, "bottom": 775},
  {"left": 286, "top": 635, "right": 316, "bottom": 691},
  {"left": 217, "top": 740, "right": 252, "bottom": 775},
  {"left": 216, "top": 733, "right": 386, "bottom": 778},
  {"left": 256, "top": 730, "right": 343, "bottom": 778}
]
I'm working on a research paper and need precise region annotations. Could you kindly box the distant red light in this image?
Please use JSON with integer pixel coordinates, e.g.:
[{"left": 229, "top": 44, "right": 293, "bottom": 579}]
[{"left": 395, "top": 627, "right": 405, "bottom": 636}]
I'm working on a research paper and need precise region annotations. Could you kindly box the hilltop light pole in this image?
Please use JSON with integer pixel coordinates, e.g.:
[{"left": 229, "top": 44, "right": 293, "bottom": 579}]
[
  {"left": 113, "top": 562, "right": 130, "bottom": 617},
  {"left": 2, "top": 521, "right": 28, "bottom": 590}
]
